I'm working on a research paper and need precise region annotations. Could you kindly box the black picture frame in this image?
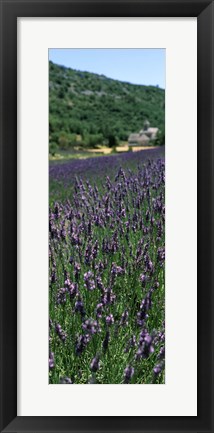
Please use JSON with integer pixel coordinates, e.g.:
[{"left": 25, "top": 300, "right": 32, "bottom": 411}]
[{"left": 0, "top": 0, "right": 213, "bottom": 432}]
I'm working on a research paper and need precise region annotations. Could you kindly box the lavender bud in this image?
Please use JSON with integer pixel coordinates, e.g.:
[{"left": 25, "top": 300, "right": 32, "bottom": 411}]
[
  {"left": 82, "top": 318, "right": 99, "bottom": 335},
  {"left": 106, "top": 314, "right": 114, "bottom": 326},
  {"left": 75, "top": 299, "right": 85, "bottom": 317},
  {"left": 84, "top": 271, "right": 96, "bottom": 291},
  {"left": 120, "top": 310, "right": 129, "bottom": 326},
  {"left": 96, "top": 303, "right": 103, "bottom": 319},
  {"left": 60, "top": 377, "right": 73, "bottom": 384},
  {"left": 90, "top": 356, "right": 100, "bottom": 373},
  {"left": 124, "top": 366, "right": 134, "bottom": 383},
  {"left": 55, "top": 323, "right": 67, "bottom": 342},
  {"left": 153, "top": 363, "right": 163, "bottom": 375},
  {"left": 49, "top": 352, "right": 54, "bottom": 369}
]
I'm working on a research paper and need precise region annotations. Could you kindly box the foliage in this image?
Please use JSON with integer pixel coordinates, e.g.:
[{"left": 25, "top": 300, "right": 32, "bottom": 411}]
[
  {"left": 49, "top": 141, "right": 59, "bottom": 156},
  {"left": 107, "top": 134, "right": 118, "bottom": 148},
  {"left": 154, "top": 130, "right": 165, "bottom": 146}
]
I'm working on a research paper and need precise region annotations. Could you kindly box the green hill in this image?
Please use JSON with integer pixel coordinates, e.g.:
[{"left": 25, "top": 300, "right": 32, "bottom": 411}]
[{"left": 49, "top": 61, "right": 165, "bottom": 153}]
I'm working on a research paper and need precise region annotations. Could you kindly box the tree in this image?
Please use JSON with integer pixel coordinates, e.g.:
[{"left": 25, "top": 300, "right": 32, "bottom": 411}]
[
  {"left": 49, "top": 142, "right": 58, "bottom": 156},
  {"left": 58, "top": 134, "right": 69, "bottom": 149},
  {"left": 154, "top": 130, "right": 165, "bottom": 146},
  {"left": 108, "top": 134, "right": 117, "bottom": 148}
]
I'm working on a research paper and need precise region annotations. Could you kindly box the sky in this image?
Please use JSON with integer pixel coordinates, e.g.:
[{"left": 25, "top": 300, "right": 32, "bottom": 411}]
[{"left": 49, "top": 48, "right": 165, "bottom": 89}]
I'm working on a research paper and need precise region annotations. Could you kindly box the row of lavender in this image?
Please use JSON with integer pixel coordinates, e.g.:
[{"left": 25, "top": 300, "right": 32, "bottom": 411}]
[
  {"left": 49, "top": 158, "right": 165, "bottom": 384},
  {"left": 49, "top": 147, "right": 165, "bottom": 204}
]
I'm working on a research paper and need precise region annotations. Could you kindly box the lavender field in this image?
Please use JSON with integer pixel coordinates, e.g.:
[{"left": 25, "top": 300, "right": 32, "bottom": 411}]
[{"left": 49, "top": 149, "right": 165, "bottom": 384}]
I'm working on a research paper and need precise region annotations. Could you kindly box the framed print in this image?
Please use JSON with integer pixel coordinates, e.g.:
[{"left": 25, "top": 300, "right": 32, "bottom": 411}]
[{"left": 0, "top": 0, "right": 213, "bottom": 432}]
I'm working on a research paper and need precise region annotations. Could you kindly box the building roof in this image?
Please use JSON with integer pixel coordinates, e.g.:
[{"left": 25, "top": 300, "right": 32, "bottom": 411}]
[
  {"left": 128, "top": 133, "right": 150, "bottom": 145},
  {"left": 128, "top": 133, "right": 140, "bottom": 142},
  {"left": 147, "top": 127, "right": 159, "bottom": 134},
  {"left": 138, "top": 134, "right": 150, "bottom": 143}
]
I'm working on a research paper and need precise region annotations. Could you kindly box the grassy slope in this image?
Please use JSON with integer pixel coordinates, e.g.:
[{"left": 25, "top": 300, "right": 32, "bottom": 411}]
[{"left": 49, "top": 61, "right": 165, "bottom": 150}]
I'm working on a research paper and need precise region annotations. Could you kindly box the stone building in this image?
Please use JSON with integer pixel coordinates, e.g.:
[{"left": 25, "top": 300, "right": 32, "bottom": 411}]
[{"left": 128, "top": 121, "right": 159, "bottom": 147}]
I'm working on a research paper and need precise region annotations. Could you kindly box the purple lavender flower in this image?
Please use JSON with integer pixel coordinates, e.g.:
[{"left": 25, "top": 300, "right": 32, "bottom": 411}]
[
  {"left": 120, "top": 310, "right": 129, "bottom": 326},
  {"left": 124, "top": 366, "right": 134, "bottom": 383},
  {"left": 153, "top": 363, "right": 163, "bottom": 375},
  {"left": 71, "top": 231, "right": 80, "bottom": 246},
  {"left": 75, "top": 299, "right": 85, "bottom": 317},
  {"left": 96, "top": 275, "right": 104, "bottom": 291},
  {"left": 98, "top": 261, "right": 104, "bottom": 272},
  {"left": 75, "top": 334, "right": 90, "bottom": 356},
  {"left": 157, "top": 247, "right": 165, "bottom": 265},
  {"left": 147, "top": 260, "right": 154, "bottom": 274},
  {"left": 82, "top": 318, "right": 99, "bottom": 335},
  {"left": 64, "top": 278, "right": 71, "bottom": 288},
  {"left": 60, "top": 377, "right": 73, "bottom": 384},
  {"left": 106, "top": 314, "right": 114, "bottom": 326},
  {"left": 68, "top": 282, "right": 78, "bottom": 300},
  {"left": 56, "top": 287, "right": 67, "bottom": 305},
  {"left": 96, "top": 303, "right": 103, "bottom": 319},
  {"left": 92, "top": 240, "right": 99, "bottom": 259},
  {"left": 140, "top": 274, "right": 147, "bottom": 287},
  {"left": 55, "top": 323, "right": 67, "bottom": 342},
  {"left": 84, "top": 271, "right": 96, "bottom": 291},
  {"left": 60, "top": 223, "right": 66, "bottom": 240},
  {"left": 49, "top": 352, "right": 54, "bottom": 369},
  {"left": 136, "top": 331, "right": 154, "bottom": 359},
  {"left": 90, "top": 355, "right": 100, "bottom": 373},
  {"left": 137, "top": 308, "right": 148, "bottom": 327},
  {"left": 74, "top": 262, "right": 81, "bottom": 280},
  {"left": 102, "top": 287, "right": 116, "bottom": 305},
  {"left": 124, "top": 335, "right": 137, "bottom": 353},
  {"left": 54, "top": 203, "right": 60, "bottom": 219},
  {"left": 51, "top": 270, "right": 57, "bottom": 284},
  {"left": 88, "top": 375, "right": 97, "bottom": 384},
  {"left": 111, "top": 263, "right": 124, "bottom": 276},
  {"left": 158, "top": 346, "right": 165, "bottom": 360}
]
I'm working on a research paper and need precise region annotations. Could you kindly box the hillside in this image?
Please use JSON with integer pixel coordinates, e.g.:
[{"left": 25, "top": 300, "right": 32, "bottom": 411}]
[{"left": 49, "top": 61, "right": 165, "bottom": 152}]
